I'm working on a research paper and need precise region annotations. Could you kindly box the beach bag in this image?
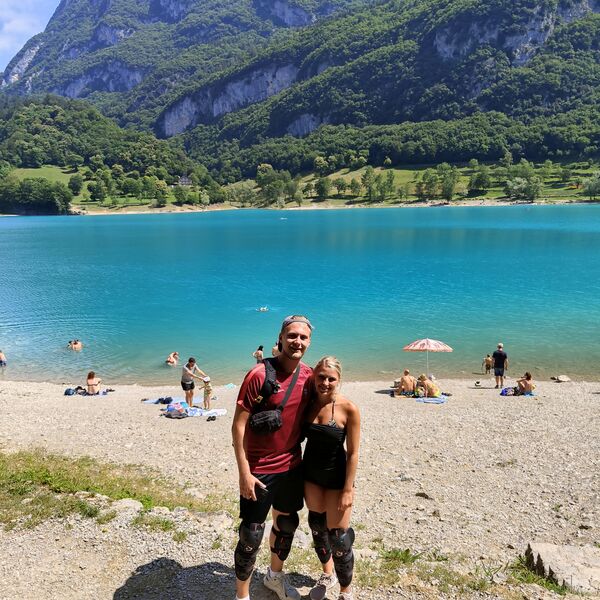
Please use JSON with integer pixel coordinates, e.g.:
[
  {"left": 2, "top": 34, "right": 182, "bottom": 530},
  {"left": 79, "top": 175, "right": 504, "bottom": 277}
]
[
  {"left": 249, "top": 365, "right": 300, "bottom": 435},
  {"left": 164, "top": 401, "right": 189, "bottom": 419}
]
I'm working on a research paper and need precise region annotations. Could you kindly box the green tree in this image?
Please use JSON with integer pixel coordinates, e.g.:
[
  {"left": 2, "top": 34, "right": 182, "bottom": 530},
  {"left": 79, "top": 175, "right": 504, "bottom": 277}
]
[
  {"left": 468, "top": 166, "right": 491, "bottom": 194},
  {"left": 349, "top": 178, "right": 362, "bottom": 197},
  {"left": 361, "top": 166, "right": 375, "bottom": 202},
  {"left": 313, "top": 156, "right": 329, "bottom": 176},
  {"left": 302, "top": 182, "right": 314, "bottom": 198},
  {"left": 559, "top": 165, "right": 573, "bottom": 183},
  {"left": 68, "top": 174, "right": 84, "bottom": 195},
  {"left": 88, "top": 180, "right": 107, "bottom": 202},
  {"left": 153, "top": 180, "right": 169, "bottom": 207},
  {"left": 89, "top": 155, "right": 105, "bottom": 172},
  {"left": 438, "top": 165, "right": 460, "bottom": 201},
  {"left": 505, "top": 176, "right": 541, "bottom": 202},
  {"left": 384, "top": 170, "right": 395, "bottom": 197},
  {"left": 583, "top": 173, "right": 600, "bottom": 200},
  {"left": 422, "top": 169, "right": 439, "bottom": 200},
  {"left": 333, "top": 178, "right": 347, "bottom": 195},
  {"left": 173, "top": 185, "right": 188, "bottom": 205},
  {"left": 315, "top": 177, "right": 331, "bottom": 200}
]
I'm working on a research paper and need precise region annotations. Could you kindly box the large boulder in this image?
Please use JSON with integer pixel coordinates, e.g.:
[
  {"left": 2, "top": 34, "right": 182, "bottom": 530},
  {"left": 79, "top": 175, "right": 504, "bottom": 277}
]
[{"left": 525, "top": 542, "right": 600, "bottom": 593}]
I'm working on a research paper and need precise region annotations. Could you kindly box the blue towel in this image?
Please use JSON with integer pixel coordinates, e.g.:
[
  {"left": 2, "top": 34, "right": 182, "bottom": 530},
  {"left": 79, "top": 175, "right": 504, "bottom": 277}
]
[{"left": 416, "top": 395, "right": 448, "bottom": 404}]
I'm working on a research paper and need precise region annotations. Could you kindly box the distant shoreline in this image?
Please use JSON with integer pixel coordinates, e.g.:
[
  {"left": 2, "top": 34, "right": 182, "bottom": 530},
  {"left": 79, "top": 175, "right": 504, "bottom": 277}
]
[{"left": 1, "top": 198, "right": 597, "bottom": 218}]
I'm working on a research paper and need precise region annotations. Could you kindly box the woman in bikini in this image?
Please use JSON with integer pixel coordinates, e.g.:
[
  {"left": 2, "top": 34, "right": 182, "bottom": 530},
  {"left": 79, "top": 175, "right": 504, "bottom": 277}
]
[
  {"left": 86, "top": 371, "right": 102, "bottom": 395},
  {"left": 304, "top": 356, "right": 360, "bottom": 600}
]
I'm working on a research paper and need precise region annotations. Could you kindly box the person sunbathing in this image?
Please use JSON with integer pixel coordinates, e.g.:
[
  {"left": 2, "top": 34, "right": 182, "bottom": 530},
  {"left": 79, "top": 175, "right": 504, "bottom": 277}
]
[
  {"left": 86, "top": 371, "right": 102, "bottom": 395},
  {"left": 516, "top": 372, "right": 535, "bottom": 394},
  {"left": 417, "top": 374, "right": 441, "bottom": 398},
  {"left": 395, "top": 369, "right": 416, "bottom": 396}
]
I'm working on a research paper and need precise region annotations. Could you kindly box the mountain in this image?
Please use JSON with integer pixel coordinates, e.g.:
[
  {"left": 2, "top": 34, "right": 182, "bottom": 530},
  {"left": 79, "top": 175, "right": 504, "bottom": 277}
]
[
  {"left": 1, "top": 0, "right": 358, "bottom": 129},
  {"left": 2, "top": 0, "right": 600, "bottom": 179}
]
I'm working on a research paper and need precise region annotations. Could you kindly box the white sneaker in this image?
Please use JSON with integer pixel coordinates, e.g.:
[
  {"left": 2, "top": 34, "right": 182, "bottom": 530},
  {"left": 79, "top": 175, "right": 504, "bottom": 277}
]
[
  {"left": 309, "top": 571, "right": 338, "bottom": 600},
  {"left": 263, "top": 569, "right": 301, "bottom": 600}
]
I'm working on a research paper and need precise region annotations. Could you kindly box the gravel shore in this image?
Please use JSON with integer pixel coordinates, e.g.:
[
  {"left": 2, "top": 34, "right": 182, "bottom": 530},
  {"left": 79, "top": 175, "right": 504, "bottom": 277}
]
[{"left": 0, "top": 377, "right": 598, "bottom": 599}]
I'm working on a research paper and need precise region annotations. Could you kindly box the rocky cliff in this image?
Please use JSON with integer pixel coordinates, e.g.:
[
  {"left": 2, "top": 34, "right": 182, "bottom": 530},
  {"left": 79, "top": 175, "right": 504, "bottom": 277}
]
[{"left": 2, "top": 0, "right": 600, "bottom": 150}]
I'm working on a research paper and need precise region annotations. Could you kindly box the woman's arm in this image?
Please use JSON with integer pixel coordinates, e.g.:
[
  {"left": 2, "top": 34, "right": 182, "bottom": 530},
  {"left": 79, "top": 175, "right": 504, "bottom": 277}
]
[{"left": 339, "top": 402, "right": 361, "bottom": 511}]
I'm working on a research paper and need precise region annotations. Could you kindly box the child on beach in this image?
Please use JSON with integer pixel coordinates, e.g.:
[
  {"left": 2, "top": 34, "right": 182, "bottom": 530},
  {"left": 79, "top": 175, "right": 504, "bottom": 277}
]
[
  {"left": 202, "top": 378, "right": 213, "bottom": 410},
  {"left": 482, "top": 354, "right": 493, "bottom": 374},
  {"left": 0, "top": 350, "right": 6, "bottom": 367}
]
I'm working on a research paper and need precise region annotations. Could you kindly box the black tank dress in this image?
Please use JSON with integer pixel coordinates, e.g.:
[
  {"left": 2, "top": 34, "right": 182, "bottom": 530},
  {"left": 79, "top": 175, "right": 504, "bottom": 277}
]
[{"left": 303, "top": 422, "right": 347, "bottom": 490}]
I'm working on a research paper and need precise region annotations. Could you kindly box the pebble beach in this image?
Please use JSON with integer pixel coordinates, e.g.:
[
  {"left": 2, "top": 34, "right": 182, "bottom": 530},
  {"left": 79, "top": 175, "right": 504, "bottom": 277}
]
[{"left": 0, "top": 376, "right": 598, "bottom": 599}]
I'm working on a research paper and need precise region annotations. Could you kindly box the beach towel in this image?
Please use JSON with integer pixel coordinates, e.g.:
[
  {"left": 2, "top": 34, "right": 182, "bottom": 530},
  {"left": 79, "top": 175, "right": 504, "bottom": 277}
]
[
  {"left": 415, "top": 395, "right": 448, "bottom": 404},
  {"left": 186, "top": 408, "right": 228, "bottom": 418}
]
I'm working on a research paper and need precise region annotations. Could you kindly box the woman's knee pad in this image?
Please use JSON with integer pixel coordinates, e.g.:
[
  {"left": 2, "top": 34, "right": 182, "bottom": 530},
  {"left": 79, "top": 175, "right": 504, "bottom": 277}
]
[
  {"left": 308, "top": 510, "right": 331, "bottom": 563},
  {"left": 270, "top": 512, "right": 299, "bottom": 560},
  {"left": 234, "top": 521, "right": 265, "bottom": 581},
  {"left": 329, "top": 527, "right": 355, "bottom": 587}
]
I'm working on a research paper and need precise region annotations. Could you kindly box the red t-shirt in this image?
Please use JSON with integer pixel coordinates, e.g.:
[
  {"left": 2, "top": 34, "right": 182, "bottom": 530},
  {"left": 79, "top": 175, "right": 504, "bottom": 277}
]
[{"left": 237, "top": 361, "right": 313, "bottom": 474}]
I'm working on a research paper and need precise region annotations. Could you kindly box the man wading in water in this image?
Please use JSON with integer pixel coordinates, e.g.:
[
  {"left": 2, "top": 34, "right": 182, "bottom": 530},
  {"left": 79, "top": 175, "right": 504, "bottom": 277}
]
[{"left": 232, "top": 315, "right": 314, "bottom": 600}]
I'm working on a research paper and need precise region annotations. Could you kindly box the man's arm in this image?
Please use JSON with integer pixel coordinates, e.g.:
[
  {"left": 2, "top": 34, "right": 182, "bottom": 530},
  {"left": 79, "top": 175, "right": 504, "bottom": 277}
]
[{"left": 232, "top": 405, "right": 265, "bottom": 501}]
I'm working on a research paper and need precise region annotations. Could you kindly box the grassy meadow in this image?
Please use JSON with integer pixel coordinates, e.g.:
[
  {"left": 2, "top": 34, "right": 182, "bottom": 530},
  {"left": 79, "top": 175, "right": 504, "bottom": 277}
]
[{"left": 9, "top": 160, "right": 598, "bottom": 213}]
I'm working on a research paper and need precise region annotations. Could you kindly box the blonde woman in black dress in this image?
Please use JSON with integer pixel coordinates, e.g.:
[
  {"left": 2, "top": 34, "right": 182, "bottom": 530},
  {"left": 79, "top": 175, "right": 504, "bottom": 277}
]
[{"left": 303, "top": 356, "right": 360, "bottom": 600}]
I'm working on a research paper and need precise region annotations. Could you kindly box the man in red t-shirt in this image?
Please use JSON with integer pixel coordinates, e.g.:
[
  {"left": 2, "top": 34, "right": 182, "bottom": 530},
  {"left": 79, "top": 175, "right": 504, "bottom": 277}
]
[{"left": 232, "top": 315, "right": 314, "bottom": 600}]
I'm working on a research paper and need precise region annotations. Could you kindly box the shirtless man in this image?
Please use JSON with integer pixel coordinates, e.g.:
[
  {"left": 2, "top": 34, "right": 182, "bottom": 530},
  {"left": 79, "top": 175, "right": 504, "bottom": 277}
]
[
  {"left": 395, "top": 369, "right": 416, "bottom": 396},
  {"left": 0, "top": 350, "right": 7, "bottom": 367},
  {"left": 232, "top": 315, "right": 314, "bottom": 600}
]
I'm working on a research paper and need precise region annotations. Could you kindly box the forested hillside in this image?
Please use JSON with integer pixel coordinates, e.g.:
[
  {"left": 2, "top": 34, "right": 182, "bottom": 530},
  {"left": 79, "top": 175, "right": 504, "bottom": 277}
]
[
  {"left": 0, "top": 96, "right": 220, "bottom": 214},
  {"left": 1, "top": 0, "right": 600, "bottom": 182}
]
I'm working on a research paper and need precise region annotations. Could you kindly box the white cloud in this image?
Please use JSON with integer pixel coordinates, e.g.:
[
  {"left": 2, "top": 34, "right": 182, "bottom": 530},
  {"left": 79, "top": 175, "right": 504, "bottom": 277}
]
[{"left": 0, "top": 0, "right": 59, "bottom": 70}]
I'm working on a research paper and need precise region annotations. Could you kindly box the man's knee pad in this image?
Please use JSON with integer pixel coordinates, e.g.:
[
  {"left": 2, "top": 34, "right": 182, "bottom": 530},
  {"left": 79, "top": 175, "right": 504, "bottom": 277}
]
[
  {"left": 270, "top": 512, "right": 299, "bottom": 560},
  {"left": 329, "top": 527, "right": 355, "bottom": 587},
  {"left": 234, "top": 521, "right": 265, "bottom": 581},
  {"left": 308, "top": 510, "right": 331, "bottom": 564}
]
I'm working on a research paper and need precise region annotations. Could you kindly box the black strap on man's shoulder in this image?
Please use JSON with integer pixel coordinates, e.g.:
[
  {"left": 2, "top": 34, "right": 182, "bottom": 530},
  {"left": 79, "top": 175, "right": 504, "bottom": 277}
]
[
  {"left": 258, "top": 357, "right": 280, "bottom": 402},
  {"left": 253, "top": 358, "right": 301, "bottom": 412}
]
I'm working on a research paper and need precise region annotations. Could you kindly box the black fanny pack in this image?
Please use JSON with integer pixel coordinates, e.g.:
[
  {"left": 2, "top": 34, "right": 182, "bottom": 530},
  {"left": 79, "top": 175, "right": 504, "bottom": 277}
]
[{"left": 249, "top": 363, "right": 300, "bottom": 435}]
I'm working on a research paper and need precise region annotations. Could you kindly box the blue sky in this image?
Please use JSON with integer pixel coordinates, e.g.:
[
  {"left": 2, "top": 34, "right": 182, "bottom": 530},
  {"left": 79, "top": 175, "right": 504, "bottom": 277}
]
[{"left": 0, "top": 0, "right": 60, "bottom": 72}]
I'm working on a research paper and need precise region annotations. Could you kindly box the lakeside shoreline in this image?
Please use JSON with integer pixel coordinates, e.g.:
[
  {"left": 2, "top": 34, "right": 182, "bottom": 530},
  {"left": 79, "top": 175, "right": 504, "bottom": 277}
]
[{"left": 2, "top": 197, "right": 597, "bottom": 218}]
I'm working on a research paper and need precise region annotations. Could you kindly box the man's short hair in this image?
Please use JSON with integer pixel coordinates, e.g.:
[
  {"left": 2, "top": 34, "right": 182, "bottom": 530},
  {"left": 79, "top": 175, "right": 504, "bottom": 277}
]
[{"left": 280, "top": 315, "right": 313, "bottom": 333}]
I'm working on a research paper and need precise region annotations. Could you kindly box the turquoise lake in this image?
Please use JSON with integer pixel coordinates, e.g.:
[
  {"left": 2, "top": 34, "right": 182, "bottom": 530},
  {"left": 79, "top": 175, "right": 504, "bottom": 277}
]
[{"left": 1, "top": 206, "right": 600, "bottom": 384}]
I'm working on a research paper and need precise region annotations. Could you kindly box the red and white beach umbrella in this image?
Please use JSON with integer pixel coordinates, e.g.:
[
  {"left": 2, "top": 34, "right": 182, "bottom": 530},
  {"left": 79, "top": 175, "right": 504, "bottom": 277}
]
[{"left": 403, "top": 338, "right": 453, "bottom": 374}]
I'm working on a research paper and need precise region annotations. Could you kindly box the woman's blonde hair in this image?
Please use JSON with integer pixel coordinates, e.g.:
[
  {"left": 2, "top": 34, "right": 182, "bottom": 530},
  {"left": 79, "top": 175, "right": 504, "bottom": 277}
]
[{"left": 314, "top": 356, "right": 342, "bottom": 380}]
